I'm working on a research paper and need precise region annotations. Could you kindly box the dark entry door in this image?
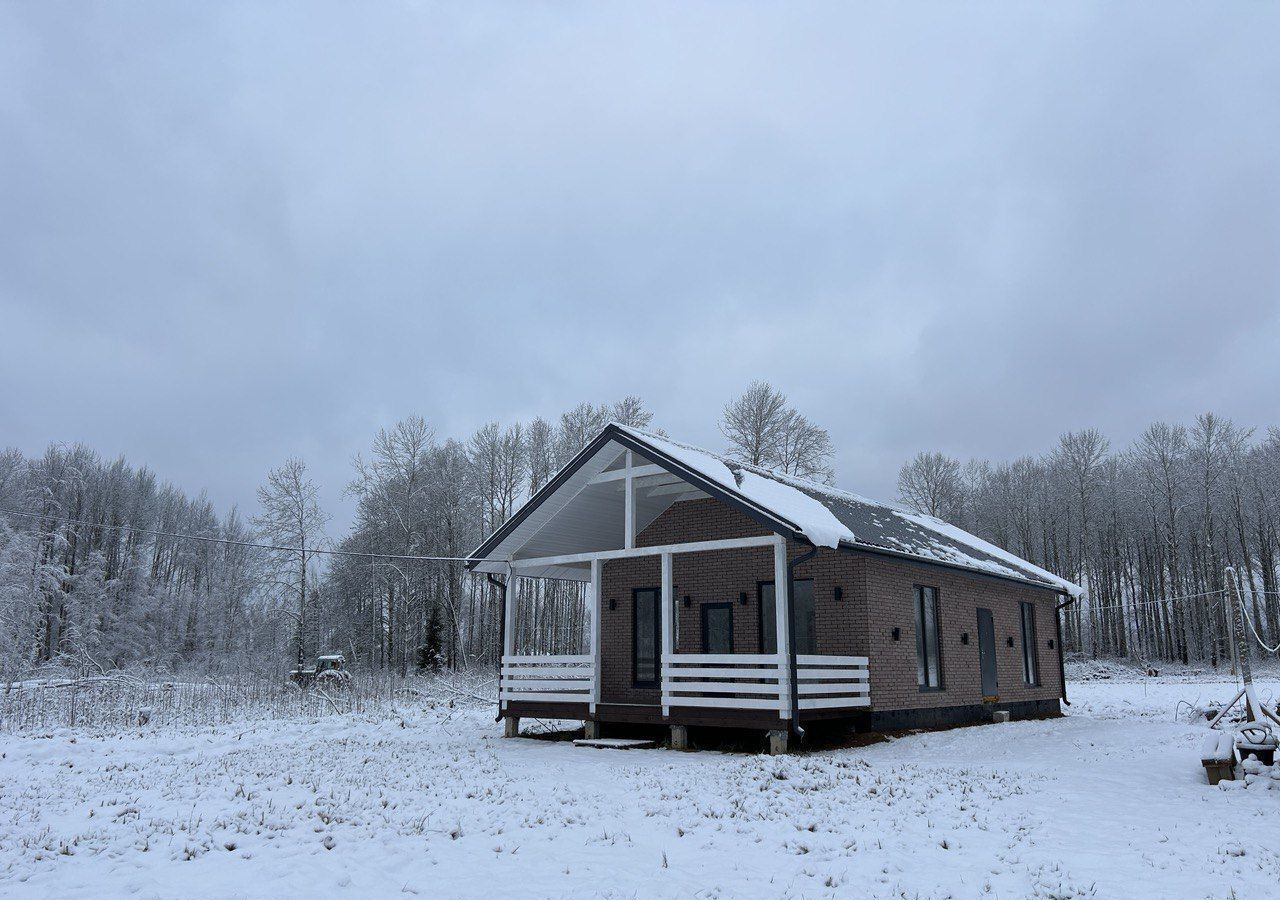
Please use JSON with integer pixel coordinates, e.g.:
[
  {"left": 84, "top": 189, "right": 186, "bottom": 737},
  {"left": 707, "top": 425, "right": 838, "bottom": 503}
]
[
  {"left": 976, "top": 608, "right": 998, "bottom": 698},
  {"left": 701, "top": 603, "right": 733, "bottom": 654}
]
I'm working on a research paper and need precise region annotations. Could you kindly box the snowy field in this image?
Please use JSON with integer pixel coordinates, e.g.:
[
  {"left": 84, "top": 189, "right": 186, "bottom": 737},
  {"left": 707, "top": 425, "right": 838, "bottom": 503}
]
[{"left": 1, "top": 673, "right": 1278, "bottom": 899}]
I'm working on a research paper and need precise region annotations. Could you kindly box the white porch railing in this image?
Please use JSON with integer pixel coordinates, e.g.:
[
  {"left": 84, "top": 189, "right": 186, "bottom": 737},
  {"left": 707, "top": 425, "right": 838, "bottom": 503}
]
[
  {"left": 662, "top": 653, "right": 870, "bottom": 714},
  {"left": 662, "top": 654, "right": 786, "bottom": 711},
  {"left": 795, "top": 654, "right": 871, "bottom": 710},
  {"left": 499, "top": 654, "right": 594, "bottom": 706}
]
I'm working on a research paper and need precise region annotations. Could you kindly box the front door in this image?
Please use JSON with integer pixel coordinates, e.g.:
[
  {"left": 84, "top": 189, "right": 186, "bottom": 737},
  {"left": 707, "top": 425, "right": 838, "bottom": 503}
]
[{"left": 976, "top": 608, "right": 998, "bottom": 699}]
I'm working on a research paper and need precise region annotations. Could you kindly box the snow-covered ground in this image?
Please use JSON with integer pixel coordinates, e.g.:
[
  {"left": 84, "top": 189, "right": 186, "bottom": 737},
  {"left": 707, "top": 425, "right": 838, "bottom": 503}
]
[{"left": 1, "top": 675, "right": 1278, "bottom": 899}]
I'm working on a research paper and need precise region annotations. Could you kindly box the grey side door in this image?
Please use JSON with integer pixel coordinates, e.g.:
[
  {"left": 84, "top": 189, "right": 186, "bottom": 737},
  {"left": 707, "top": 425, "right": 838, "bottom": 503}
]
[{"left": 976, "top": 607, "right": 998, "bottom": 698}]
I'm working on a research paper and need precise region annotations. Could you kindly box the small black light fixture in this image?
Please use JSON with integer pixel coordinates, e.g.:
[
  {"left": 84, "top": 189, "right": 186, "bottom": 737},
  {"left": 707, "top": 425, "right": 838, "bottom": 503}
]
[
  {"left": 961, "top": 632, "right": 969, "bottom": 645},
  {"left": 833, "top": 586, "right": 843, "bottom": 602},
  {"left": 683, "top": 595, "right": 692, "bottom": 608},
  {"left": 1048, "top": 638, "right": 1055, "bottom": 649},
  {"left": 739, "top": 591, "right": 748, "bottom": 606},
  {"left": 891, "top": 627, "right": 901, "bottom": 642},
  {"left": 608, "top": 598, "right": 617, "bottom": 611},
  {"left": 1006, "top": 636, "right": 1015, "bottom": 648}
]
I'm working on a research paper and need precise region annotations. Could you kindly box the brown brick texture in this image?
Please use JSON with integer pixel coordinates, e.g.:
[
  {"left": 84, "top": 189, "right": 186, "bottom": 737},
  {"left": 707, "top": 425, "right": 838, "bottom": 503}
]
[{"left": 598, "top": 497, "right": 1063, "bottom": 711}]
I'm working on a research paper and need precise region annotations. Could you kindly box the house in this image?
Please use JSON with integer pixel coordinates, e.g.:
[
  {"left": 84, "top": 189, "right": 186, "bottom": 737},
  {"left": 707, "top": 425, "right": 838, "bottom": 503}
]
[{"left": 467, "top": 424, "right": 1082, "bottom": 753}]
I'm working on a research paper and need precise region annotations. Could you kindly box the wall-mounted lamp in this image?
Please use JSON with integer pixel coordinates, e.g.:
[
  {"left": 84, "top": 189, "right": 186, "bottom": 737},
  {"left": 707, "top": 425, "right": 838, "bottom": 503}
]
[
  {"left": 683, "top": 595, "right": 692, "bottom": 608},
  {"left": 608, "top": 598, "right": 617, "bottom": 611},
  {"left": 739, "top": 592, "right": 748, "bottom": 606},
  {"left": 1006, "top": 636, "right": 1015, "bottom": 648},
  {"left": 833, "top": 586, "right": 843, "bottom": 602},
  {"left": 1048, "top": 639, "right": 1055, "bottom": 650},
  {"left": 961, "top": 632, "right": 969, "bottom": 645},
  {"left": 891, "top": 627, "right": 901, "bottom": 642}
]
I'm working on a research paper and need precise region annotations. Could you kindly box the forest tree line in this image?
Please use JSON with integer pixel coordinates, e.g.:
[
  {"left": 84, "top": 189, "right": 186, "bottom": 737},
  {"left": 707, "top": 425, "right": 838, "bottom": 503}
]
[{"left": 1, "top": 386, "right": 1277, "bottom": 680}]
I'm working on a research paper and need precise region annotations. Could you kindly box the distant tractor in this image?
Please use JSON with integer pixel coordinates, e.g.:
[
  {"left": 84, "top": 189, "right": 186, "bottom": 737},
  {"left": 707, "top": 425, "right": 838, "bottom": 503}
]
[{"left": 289, "top": 653, "right": 351, "bottom": 688}]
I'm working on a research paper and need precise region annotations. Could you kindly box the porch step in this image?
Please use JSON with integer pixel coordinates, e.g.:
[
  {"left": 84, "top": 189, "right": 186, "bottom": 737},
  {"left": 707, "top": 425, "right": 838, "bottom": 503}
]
[{"left": 572, "top": 738, "right": 660, "bottom": 750}]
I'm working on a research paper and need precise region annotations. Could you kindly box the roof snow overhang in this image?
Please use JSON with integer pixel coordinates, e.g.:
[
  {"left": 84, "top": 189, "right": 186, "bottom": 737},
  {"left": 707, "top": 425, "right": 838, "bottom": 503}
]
[
  {"left": 466, "top": 424, "right": 806, "bottom": 580},
  {"left": 466, "top": 424, "right": 1084, "bottom": 597}
]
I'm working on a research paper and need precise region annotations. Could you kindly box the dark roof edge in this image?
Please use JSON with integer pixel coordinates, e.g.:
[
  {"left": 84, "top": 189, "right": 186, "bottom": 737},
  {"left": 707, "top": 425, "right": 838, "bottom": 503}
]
[
  {"left": 466, "top": 424, "right": 808, "bottom": 569},
  {"left": 836, "top": 542, "right": 1068, "bottom": 595}
]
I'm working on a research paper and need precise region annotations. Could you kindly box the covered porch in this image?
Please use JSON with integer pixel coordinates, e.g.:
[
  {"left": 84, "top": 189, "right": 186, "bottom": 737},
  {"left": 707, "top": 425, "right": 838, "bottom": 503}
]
[
  {"left": 470, "top": 430, "right": 873, "bottom": 750},
  {"left": 497, "top": 533, "right": 870, "bottom": 746}
]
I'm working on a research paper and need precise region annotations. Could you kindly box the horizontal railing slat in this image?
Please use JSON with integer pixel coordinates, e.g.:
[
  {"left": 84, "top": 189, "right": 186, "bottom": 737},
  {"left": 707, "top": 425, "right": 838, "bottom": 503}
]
[
  {"left": 664, "top": 682, "right": 781, "bottom": 696},
  {"left": 798, "top": 696, "right": 871, "bottom": 710},
  {"left": 663, "top": 695, "right": 783, "bottom": 711},
  {"left": 797, "top": 667, "right": 869, "bottom": 680},
  {"left": 501, "top": 690, "right": 591, "bottom": 703},
  {"left": 666, "top": 667, "right": 781, "bottom": 680},
  {"left": 502, "top": 654, "right": 592, "bottom": 664},
  {"left": 663, "top": 653, "right": 780, "bottom": 665},
  {"left": 796, "top": 682, "right": 870, "bottom": 695},
  {"left": 796, "top": 654, "right": 869, "bottom": 667},
  {"left": 500, "top": 678, "right": 592, "bottom": 692},
  {"left": 501, "top": 666, "right": 594, "bottom": 677}
]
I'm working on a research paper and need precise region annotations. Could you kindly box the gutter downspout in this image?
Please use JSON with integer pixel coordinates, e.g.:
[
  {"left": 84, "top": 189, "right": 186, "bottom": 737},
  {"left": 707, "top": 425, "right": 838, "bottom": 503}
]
[
  {"left": 1055, "top": 593, "right": 1078, "bottom": 706},
  {"left": 488, "top": 573, "right": 507, "bottom": 722},
  {"left": 787, "top": 545, "right": 819, "bottom": 741}
]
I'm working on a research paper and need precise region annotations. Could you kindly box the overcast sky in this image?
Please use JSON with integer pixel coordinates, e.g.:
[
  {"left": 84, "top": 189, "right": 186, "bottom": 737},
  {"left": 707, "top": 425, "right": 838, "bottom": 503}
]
[{"left": 1, "top": 2, "right": 1277, "bottom": 534}]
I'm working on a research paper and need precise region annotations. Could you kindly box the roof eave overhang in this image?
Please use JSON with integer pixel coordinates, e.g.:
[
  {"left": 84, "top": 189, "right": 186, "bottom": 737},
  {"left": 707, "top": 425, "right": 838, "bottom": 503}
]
[
  {"left": 837, "top": 541, "right": 1078, "bottom": 595},
  {"left": 466, "top": 424, "right": 808, "bottom": 570}
]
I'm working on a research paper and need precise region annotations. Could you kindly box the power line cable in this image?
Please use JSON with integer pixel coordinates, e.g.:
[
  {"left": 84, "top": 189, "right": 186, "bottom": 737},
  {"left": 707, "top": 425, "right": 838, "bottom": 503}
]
[{"left": 0, "top": 508, "right": 480, "bottom": 564}]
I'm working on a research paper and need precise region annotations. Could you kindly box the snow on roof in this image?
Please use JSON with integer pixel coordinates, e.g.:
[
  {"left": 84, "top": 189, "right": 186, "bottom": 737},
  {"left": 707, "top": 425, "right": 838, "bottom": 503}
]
[{"left": 616, "top": 425, "right": 1083, "bottom": 597}]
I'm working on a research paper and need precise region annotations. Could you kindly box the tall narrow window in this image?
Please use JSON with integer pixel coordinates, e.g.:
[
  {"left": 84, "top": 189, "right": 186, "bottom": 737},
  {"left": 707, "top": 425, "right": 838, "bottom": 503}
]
[
  {"left": 759, "top": 580, "right": 816, "bottom": 655},
  {"left": 633, "top": 588, "right": 660, "bottom": 687},
  {"left": 1020, "top": 601, "right": 1040, "bottom": 685},
  {"left": 915, "top": 585, "right": 941, "bottom": 690},
  {"left": 701, "top": 603, "right": 734, "bottom": 654}
]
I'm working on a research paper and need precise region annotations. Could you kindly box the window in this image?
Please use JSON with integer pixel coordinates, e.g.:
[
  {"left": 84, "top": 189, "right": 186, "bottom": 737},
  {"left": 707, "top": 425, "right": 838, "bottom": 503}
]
[
  {"left": 701, "top": 603, "right": 734, "bottom": 654},
  {"left": 1020, "top": 601, "right": 1040, "bottom": 685},
  {"left": 915, "top": 585, "right": 941, "bottom": 690},
  {"left": 758, "top": 579, "right": 816, "bottom": 655},
  {"left": 633, "top": 588, "right": 660, "bottom": 687}
]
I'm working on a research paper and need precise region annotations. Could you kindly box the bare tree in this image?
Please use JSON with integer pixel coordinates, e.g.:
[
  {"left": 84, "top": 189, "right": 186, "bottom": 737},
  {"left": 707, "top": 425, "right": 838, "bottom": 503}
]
[
  {"left": 254, "top": 458, "right": 329, "bottom": 667},
  {"left": 776, "top": 413, "right": 835, "bottom": 484},
  {"left": 720, "top": 381, "right": 793, "bottom": 468},
  {"left": 897, "top": 451, "right": 966, "bottom": 519},
  {"left": 611, "top": 395, "right": 654, "bottom": 430}
]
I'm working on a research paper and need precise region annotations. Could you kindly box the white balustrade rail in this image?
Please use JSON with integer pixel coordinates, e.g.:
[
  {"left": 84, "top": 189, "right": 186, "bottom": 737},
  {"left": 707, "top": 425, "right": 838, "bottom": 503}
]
[
  {"left": 662, "top": 653, "right": 870, "bottom": 714},
  {"left": 500, "top": 654, "right": 593, "bottom": 706},
  {"left": 796, "top": 654, "right": 870, "bottom": 710},
  {"left": 662, "top": 653, "right": 785, "bottom": 711}
]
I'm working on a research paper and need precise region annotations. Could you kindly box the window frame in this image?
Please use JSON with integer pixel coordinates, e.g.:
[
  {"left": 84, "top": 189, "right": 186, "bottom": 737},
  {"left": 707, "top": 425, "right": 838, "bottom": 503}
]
[
  {"left": 700, "top": 602, "right": 734, "bottom": 654},
  {"left": 631, "top": 586, "right": 661, "bottom": 688},
  {"left": 914, "top": 584, "right": 943, "bottom": 692},
  {"left": 757, "top": 578, "right": 816, "bottom": 655},
  {"left": 1020, "top": 600, "right": 1041, "bottom": 686}
]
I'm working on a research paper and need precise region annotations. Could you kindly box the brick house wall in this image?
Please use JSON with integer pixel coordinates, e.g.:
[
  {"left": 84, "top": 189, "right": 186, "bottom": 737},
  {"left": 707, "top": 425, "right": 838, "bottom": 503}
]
[{"left": 598, "top": 496, "right": 1064, "bottom": 713}]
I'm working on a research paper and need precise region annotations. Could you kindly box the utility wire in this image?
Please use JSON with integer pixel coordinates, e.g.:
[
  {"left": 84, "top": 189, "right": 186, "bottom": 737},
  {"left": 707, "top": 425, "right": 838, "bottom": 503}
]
[{"left": 0, "top": 508, "right": 480, "bottom": 564}]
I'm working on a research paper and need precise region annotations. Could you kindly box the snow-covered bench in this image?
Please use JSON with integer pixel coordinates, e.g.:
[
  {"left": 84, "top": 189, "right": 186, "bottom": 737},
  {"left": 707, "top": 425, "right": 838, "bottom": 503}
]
[{"left": 1201, "top": 732, "right": 1235, "bottom": 785}]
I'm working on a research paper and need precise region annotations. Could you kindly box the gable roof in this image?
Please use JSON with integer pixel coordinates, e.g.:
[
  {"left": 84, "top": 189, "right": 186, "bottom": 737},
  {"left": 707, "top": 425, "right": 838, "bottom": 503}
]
[{"left": 468, "top": 423, "right": 1083, "bottom": 596}]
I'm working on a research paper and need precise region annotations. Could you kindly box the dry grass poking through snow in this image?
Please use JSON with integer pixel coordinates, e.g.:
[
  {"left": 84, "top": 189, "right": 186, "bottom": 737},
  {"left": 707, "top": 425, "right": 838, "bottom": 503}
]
[{"left": 1, "top": 676, "right": 1278, "bottom": 898}]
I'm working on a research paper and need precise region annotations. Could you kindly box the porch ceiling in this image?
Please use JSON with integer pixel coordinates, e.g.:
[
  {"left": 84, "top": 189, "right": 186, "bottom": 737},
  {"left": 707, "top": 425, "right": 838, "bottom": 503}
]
[{"left": 469, "top": 439, "right": 710, "bottom": 581}]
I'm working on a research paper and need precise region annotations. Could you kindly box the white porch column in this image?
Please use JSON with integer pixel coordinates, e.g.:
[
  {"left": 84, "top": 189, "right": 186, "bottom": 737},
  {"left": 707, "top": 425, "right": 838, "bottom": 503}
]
[
  {"left": 772, "top": 538, "right": 793, "bottom": 721},
  {"left": 502, "top": 565, "right": 517, "bottom": 713},
  {"left": 660, "top": 551, "right": 674, "bottom": 717},
  {"left": 589, "top": 558, "right": 603, "bottom": 714},
  {"left": 623, "top": 451, "right": 636, "bottom": 549}
]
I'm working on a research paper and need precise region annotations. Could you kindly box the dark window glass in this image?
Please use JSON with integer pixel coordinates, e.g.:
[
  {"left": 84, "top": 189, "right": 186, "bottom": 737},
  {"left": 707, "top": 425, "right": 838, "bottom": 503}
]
[
  {"left": 701, "top": 603, "right": 734, "bottom": 654},
  {"left": 759, "top": 580, "right": 816, "bottom": 655},
  {"left": 915, "top": 585, "right": 941, "bottom": 689},
  {"left": 633, "top": 588, "right": 659, "bottom": 686},
  {"left": 1021, "top": 601, "right": 1040, "bottom": 685}
]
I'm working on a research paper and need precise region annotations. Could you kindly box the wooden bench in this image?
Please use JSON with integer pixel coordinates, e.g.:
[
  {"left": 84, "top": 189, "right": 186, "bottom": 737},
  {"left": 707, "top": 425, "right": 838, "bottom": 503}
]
[{"left": 1201, "top": 732, "right": 1236, "bottom": 785}]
